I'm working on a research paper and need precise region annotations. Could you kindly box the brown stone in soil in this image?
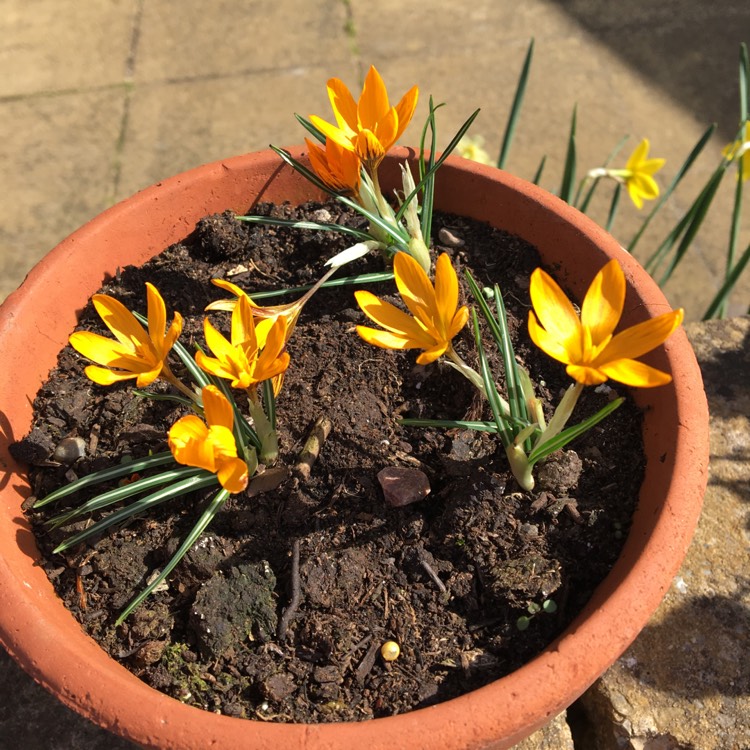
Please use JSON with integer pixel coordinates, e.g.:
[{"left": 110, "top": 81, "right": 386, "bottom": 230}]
[{"left": 377, "top": 466, "right": 431, "bottom": 507}]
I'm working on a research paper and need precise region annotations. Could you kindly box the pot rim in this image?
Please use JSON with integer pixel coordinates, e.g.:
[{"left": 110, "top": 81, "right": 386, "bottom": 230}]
[{"left": 0, "top": 146, "right": 709, "bottom": 750}]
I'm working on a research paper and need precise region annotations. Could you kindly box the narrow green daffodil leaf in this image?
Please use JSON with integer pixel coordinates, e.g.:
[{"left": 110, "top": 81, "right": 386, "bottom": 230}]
[
  {"left": 53, "top": 472, "right": 220, "bottom": 554},
  {"left": 47, "top": 466, "right": 205, "bottom": 528},
  {"left": 116, "top": 488, "right": 230, "bottom": 624},
  {"left": 34, "top": 451, "right": 178, "bottom": 508},
  {"left": 659, "top": 166, "right": 726, "bottom": 285},
  {"left": 739, "top": 43, "right": 749, "bottom": 123},
  {"left": 532, "top": 155, "right": 546, "bottom": 185},
  {"left": 498, "top": 38, "right": 534, "bottom": 170},
  {"left": 717, "top": 154, "right": 746, "bottom": 317},
  {"left": 605, "top": 183, "right": 622, "bottom": 232},
  {"left": 559, "top": 105, "right": 577, "bottom": 203},
  {"left": 528, "top": 398, "right": 624, "bottom": 465},
  {"left": 703, "top": 241, "right": 750, "bottom": 319},
  {"left": 630, "top": 124, "right": 716, "bottom": 254}
]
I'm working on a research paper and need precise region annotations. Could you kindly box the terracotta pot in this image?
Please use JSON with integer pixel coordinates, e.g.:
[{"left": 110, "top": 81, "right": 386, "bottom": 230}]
[{"left": 0, "top": 146, "right": 709, "bottom": 749}]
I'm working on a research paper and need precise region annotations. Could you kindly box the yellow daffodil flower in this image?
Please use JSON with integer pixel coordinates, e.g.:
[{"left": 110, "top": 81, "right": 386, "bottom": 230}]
[
  {"left": 196, "top": 294, "right": 290, "bottom": 393},
  {"left": 310, "top": 65, "right": 418, "bottom": 173},
  {"left": 528, "top": 259, "right": 684, "bottom": 387},
  {"left": 722, "top": 122, "right": 750, "bottom": 181},
  {"left": 69, "top": 282, "right": 183, "bottom": 389},
  {"left": 620, "top": 138, "right": 666, "bottom": 209},
  {"left": 168, "top": 385, "right": 248, "bottom": 493},
  {"left": 355, "top": 251, "right": 469, "bottom": 365},
  {"left": 305, "top": 136, "right": 362, "bottom": 196}
]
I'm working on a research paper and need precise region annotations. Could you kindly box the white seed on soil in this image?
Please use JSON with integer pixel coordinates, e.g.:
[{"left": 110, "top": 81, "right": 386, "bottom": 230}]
[{"left": 53, "top": 436, "right": 86, "bottom": 463}]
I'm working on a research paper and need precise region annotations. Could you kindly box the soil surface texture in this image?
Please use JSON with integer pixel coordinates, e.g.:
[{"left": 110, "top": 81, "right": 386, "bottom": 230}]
[{"left": 15, "top": 200, "right": 643, "bottom": 723}]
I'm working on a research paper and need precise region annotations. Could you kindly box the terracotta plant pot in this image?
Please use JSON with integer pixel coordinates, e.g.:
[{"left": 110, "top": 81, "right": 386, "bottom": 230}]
[{"left": 0, "top": 146, "right": 709, "bottom": 749}]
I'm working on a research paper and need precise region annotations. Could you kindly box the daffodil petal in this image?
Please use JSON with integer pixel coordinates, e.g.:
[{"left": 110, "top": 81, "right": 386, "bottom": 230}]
[
  {"left": 626, "top": 138, "right": 651, "bottom": 169},
  {"left": 580, "top": 260, "right": 625, "bottom": 347}
]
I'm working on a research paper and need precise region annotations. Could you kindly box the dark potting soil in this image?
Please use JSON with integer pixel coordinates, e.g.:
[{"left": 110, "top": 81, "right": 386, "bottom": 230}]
[{"left": 15, "top": 201, "right": 643, "bottom": 723}]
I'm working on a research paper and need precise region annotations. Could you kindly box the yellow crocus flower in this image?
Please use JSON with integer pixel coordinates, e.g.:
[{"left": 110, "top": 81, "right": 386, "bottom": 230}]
[
  {"left": 69, "top": 282, "right": 183, "bottom": 388},
  {"left": 196, "top": 294, "right": 290, "bottom": 393},
  {"left": 355, "top": 251, "right": 469, "bottom": 365},
  {"left": 310, "top": 65, "right": 418, "bottom": 172},
  {"left": 528, "top": 260, "right": 684, "bottom": 387},
  {"left": 168, "top": 385, "right": 248, "bottom": 493},
  {"left": 305, "top": 136, "right": 362, "bottom": 196}
]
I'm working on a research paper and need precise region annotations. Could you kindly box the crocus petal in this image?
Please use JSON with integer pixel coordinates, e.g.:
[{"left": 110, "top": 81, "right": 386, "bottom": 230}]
[
  {"left": 354, "top": 290, "right": 435, "bottom": 346},
  {"left": 202, "top": 384, "right": 235, "bottom": 432},
  {"left": 146, "top": 283, "right": 167, "bottom": 350},
  {"left": 217, "top": 457, "right": 249, "bottom": 493},
  {"left": 565, "top": 364, "right": 610, "bottom": 386},
  {"left": 393, "top": 251, "right": 439, "bottom": 330},
  {"left": 309, "top": 115, "right": 355, "bottom": 153},
  {"left": 372, "top": 107, "right": 399, "bottom": 152},
  {"left": 433, "top": 253, "right": 460, "bottom": 332},
  {"left": 69, "top": 330, "right": 137, "bottom": 366},
  {"left": 232, "top": 295, "right": 258, "bottom": 349},
  {"left": 393, "top": 85, "right": 419, "bottom": 143},
  {"left": 448, "top": 305, "right": 470, "bottom": 340},
  {"left": 354, "top": 129, "right": 386, "bottom": 168},
  {"left": 358, "top": 66, "right": 390, "bottom": 129},
  {"left": 83, "top": 365, "right": 138, "bottom": 385},
  {"left": 91, "top": 294, "right": 150, "bottom": 351},
  {"left": 529, "top": 268, "right": 582, "bottom": 345},
  {"left": 169, "top": 415, "right": 215, "bottom": 471},
  {"left": 580, "top": 259, "right": 625, "bottom": 348},
  {"left": 598, "top": 308, "right": 684, "bottom": 364},
  {"left": 415, "top": 342, "right": 449, "bottom": 365},
  {"left": 597, "top": 358, "right": 673, "bottom": 387},
  {"left": 355, "top": 326, "right": 416, "bottom": 351},
  {"left": 327, "top": 77, "right": 359, "bottom": 135},
  {"left": 528, "top": 311, "right": 574, "bottom": 365}
]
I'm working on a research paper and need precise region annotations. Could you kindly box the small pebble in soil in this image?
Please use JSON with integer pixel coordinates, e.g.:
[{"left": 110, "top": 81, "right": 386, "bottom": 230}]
[
  {"left": 438, "top": 227, "right": 465, "bottom": 247},
  {"left": 53, "top": 436, "right": 86, "bottom": 463},
  {"left": 380, "top": 641, "right": 400, "bottom": 661},
  {"left": 377, "top": 466, "right": 431, "bottom": 507}
]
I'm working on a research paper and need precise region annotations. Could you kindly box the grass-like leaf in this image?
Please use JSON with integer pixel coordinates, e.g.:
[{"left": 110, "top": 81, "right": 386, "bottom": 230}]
[
  {"left": 418, "top": 96, "right": 441, "bottom": 246},
  {"left": 605, "top": 183, "right": 622, "bottom": 232},
  {"left": 34, "top": 452, "right": 178, "bottom": 508},
  {"left": 244, "top": 271, "right": 395, "bottom": 301},
  {"left": 53, "top": 472, "right": 220, "bottom": 553},
  {"left": 236, "top": 215, "right": 372, "bottom": 242},
  {"left": 532, "top": 155, "right": 546, "bottom": 186},
  {"left": 47, "top": 466, "right": 205, "bottom": 528},
  {"left": 294, "top": 114, "right": 326, "bottom": 144},
  {"left": 528, "top": 398, "right": 623, "bottom": 465},
  {"left": 115, "top": 488, "right": 230, "bottom": 625},
  {"left": 399, "top": 417, "right": 500, "bottom": 433}
]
